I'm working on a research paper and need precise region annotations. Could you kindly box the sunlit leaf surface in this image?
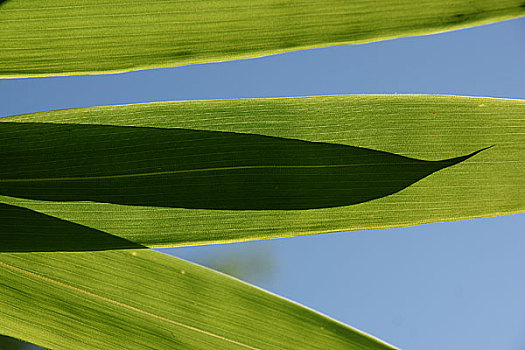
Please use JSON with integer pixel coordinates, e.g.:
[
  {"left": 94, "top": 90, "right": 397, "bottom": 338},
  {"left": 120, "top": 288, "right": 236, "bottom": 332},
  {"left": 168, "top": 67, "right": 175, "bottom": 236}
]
[
  {"left": 0, "top": 245, "right": 397, "bottom": 349},
  {"left": 1, "top": 0, "right": 524, "bottom": 77},
  {"left": 1, "top": 95, "right": 523, "bottom": 249}
]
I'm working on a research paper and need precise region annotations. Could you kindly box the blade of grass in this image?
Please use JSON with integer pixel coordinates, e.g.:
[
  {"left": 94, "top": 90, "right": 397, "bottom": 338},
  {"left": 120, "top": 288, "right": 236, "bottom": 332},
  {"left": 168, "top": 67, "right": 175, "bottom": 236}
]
[
  {"left": 1, "top": 0, "right": 524, "bottom": 77},
  {"left": 0, "top": 223, "right": 397, "bottom": 349},
  {"left": 1, "top": 95, "right": 523, "bottom": 249}
]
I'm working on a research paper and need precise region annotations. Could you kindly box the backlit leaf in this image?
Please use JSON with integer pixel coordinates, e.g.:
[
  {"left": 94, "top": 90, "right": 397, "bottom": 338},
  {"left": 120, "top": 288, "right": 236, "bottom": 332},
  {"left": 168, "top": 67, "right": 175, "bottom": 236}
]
[
  {"left": 1, "top": 95, "right": 523, "bottom": 249},
  {"left": 1, "top": 0, "right": 524, "bottom": 77}
]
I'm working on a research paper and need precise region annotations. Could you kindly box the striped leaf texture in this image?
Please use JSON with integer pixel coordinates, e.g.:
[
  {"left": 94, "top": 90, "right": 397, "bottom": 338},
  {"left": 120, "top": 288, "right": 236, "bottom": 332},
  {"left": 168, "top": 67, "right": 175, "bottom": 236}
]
[
  {"left": 2, "top": 95, "right": 524, "bottom": 249},
  {"left": 1, "top": 0, "right": 524, "bottom": 77}
]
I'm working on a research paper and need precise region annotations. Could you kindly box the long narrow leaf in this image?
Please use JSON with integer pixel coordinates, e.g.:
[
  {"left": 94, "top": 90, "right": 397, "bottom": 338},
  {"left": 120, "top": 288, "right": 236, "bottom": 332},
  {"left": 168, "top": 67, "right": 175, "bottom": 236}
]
[
  {"left": 1, "top": 0, "right": 524, "bottom": 77},
  {"left": 1, "top": 95, "right": 523, "bottom": 249},
  {"left": 0, "top": 215, "right": 397, "bottom": 349}
]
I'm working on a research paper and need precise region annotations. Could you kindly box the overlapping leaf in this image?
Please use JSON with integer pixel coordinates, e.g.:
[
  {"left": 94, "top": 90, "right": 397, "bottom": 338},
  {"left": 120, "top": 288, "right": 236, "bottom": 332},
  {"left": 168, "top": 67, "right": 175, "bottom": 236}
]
[{"left": 3, "top": 2, "right": 524, "bottom": 349}]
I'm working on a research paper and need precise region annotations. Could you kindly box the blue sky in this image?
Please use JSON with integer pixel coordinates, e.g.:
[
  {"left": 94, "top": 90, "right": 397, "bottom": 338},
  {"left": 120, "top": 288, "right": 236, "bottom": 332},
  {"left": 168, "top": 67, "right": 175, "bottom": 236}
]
[{"left": 1, "top": 16, "right": 524, "bottom": 350}]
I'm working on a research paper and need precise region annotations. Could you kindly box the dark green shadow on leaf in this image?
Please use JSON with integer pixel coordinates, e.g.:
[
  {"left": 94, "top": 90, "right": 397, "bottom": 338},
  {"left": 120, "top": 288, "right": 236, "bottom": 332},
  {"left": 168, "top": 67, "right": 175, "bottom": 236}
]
[
  {"left": 0, "top": 122, "right": 489, "bottom": 210},
  {"left": 0, "top": 203, "right": 143, "bottom": 252},
  {"left": 0, "top": 334, "right": 43, "bottom": 350}
]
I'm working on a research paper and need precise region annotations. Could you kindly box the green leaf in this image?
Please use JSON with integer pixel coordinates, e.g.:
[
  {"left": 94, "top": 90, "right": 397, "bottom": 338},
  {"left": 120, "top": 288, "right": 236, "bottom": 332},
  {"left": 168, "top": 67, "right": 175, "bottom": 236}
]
[
  {"left": 1, "top": 95, "right": 524, "bottom": 249},
  {"left": 1, "top": 0, "right": 524, "bottom": 77},
  {"left": 0, "top": 203, "right": 141, "bottom": 252},
  {"left": 0, "top": 218, "right": 397, "bottom": 349},
  {"left": 0, "top": 122, "right": 488, "bottom": 210}
]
